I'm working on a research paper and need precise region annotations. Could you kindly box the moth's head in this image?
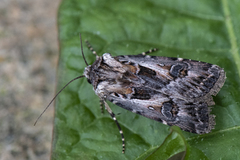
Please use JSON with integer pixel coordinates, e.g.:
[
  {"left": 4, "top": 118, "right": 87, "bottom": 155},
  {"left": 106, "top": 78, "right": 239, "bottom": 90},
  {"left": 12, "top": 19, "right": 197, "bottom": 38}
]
[{"left": 84, "top": 56, "right": 103, "bottom": 86}]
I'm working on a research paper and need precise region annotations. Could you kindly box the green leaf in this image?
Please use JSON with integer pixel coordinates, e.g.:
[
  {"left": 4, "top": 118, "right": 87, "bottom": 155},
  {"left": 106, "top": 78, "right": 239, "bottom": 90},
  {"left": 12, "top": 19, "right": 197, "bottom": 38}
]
[
  {"left": 145, "top": 126, "right": 187, "bottom": 160},
  {"left": 52, "top": 0, "right": 240, "bottom": 159}
]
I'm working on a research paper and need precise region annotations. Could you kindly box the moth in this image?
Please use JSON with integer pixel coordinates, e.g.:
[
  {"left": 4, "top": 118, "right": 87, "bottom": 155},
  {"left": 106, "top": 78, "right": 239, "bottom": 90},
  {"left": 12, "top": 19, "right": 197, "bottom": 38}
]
[{"left": 35, "top": 35, "right": 226, "bottom": 153}]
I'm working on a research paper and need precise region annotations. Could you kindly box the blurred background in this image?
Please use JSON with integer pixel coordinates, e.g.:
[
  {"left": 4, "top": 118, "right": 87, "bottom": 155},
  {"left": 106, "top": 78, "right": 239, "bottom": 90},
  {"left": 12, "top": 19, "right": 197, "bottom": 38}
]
[{"left": 0, "top": 0, "right": 60, "bottom": 159}]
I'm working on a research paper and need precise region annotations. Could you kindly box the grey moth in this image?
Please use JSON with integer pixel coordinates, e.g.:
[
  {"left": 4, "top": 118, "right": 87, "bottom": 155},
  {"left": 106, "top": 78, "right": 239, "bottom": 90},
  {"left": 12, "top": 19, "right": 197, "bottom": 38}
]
[{"left": 36, "top": 35, "right": 226, "bottom": 153}]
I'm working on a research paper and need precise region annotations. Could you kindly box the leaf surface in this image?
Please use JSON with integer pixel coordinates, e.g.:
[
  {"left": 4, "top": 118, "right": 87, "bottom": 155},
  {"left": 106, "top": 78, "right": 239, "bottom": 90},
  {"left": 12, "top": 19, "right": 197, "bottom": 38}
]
[{"left": 52, "top": 0, "right": 240, "bottom": 159}]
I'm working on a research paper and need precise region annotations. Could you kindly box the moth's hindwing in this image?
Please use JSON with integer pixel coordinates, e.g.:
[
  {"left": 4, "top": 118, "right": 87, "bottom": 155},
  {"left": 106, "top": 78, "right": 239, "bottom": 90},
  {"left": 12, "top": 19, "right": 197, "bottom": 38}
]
[{"left": 84, "top": 53, "right": 226, "bottom": 134}]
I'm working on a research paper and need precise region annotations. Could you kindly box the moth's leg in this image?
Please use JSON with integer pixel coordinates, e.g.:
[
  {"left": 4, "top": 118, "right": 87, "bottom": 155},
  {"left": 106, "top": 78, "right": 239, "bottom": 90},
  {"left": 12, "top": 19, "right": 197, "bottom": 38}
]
[
  {"left": 103, "top": 101, "right": 125, "bottom": 153},
  {"left": 99, "top": 100, "right": 104, "bottom": 114},
  {"left": 85, "top": 40, "right": 98, "bottom": 57},
  {"left": 140, "top": 48, "right": 158, "bottom": 56}
]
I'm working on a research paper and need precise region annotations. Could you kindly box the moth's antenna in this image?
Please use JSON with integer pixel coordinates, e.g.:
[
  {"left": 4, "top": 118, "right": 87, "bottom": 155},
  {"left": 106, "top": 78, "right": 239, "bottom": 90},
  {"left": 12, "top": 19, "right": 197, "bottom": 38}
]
[
  {"left": 34, "top": 75, "right": 85, "bottom": 126},
  {"left": 80, "top": 34, "right": 89, "bottom": 66},
  {"left": 85, "top": 40, "right": 98, "bottom": 57}
]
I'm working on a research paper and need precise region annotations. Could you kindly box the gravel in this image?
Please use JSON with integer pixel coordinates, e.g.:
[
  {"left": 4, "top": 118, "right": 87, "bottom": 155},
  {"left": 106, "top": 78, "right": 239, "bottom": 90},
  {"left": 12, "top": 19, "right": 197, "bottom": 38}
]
[{"left": 0, "top": 0, "right": 60, "bottom": 159}]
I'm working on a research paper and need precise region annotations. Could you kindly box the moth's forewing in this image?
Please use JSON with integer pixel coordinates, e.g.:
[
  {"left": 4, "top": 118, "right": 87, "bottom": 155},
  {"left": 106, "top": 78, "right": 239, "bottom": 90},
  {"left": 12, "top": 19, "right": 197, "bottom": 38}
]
[{"left": 92, "top": 54, "right": 226, "bottom": 134}]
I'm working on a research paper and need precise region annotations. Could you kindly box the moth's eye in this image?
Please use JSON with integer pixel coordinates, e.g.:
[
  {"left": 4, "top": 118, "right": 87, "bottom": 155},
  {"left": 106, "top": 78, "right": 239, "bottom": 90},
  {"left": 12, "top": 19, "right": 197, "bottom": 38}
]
[{"left": 86, "top": 77, "right": 92, "bottom": 84}]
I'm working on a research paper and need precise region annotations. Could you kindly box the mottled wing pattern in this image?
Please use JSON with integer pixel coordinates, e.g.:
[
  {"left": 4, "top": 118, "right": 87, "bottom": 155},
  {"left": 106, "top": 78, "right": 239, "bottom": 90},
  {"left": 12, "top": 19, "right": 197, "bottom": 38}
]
[{"left": 105, "top": 54, "right": 226, "bottom": 134}]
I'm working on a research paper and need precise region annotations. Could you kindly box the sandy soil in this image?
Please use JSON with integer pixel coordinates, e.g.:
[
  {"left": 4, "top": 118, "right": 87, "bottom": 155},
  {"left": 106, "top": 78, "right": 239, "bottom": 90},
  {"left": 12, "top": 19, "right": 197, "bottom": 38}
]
[{"left": 0, "top": 0, "right": 60, "bottom": 159}]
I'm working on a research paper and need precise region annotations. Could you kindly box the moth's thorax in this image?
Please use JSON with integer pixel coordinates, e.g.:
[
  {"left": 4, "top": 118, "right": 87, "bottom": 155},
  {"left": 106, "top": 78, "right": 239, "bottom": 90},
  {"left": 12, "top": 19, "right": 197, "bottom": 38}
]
[
  {"left": 84, "top": 53, "right": 129, "bottom": 99},
  {"left": 84, "top": 56, "right": 101, "bottom": 85}
]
